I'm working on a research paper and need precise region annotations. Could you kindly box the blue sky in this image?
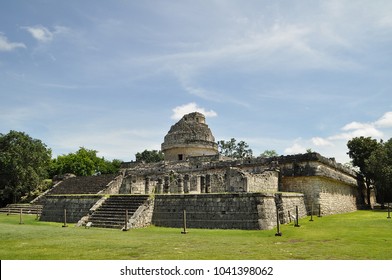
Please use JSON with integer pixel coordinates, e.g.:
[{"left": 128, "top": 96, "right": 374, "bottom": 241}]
[{"left": 1, "top": 0, "right": 392, "bottom": 163}]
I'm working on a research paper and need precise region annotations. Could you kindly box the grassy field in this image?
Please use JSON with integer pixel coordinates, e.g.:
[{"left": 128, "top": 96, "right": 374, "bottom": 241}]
[{"left": 0, "top": 210, "right": 391, "bottom": 260}]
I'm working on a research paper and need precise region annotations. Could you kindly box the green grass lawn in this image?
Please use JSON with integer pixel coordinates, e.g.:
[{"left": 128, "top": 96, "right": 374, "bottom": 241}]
[{"left": 0, "top": 210, "right": 391, "bottom": 260}]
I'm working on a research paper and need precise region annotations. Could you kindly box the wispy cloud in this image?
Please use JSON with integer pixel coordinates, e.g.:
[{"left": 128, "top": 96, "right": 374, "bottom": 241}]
[
  {"left": 283, "top": 111, "right": 392, "bottom": 163},
  {"left": 284, "top": 142, "right": 307, "bottom": 154},
  {"left": 24, "top": 26, "right": 53, "bottom": 42},
  {"left": 327, "top": 112, "right": 392, "bottom": 141},
  {"left": 23, "top": 25, "right": 70, "bottom": 43},
  {"left": 311, "top": 137, "right": 334, "bottom": 147},
  {"left": 171, "top": 102, "right": 217, "bottom": 120},
  {"left": 0, "top": 33, "right": 26, "bottom": 51}
]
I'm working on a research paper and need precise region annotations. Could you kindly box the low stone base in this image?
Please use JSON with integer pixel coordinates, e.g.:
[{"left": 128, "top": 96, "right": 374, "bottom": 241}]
[
  {"left": 152, "top": 192, "right": 306, "bottom": 230},
  {"left": 40, "top": 195, "right": 104, "bottom": 223}
]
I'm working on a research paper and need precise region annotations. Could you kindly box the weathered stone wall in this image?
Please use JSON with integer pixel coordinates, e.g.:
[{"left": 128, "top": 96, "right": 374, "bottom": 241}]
[
  {"left": 247, "top": 171, "right": 279, "bottom": 193},
  {"left": 281, "top": 176, "right": 358, "bottom": 215},
  {"left": 151, "top": 193, "right": 305, "bottom": 230},
  {"left": 40, "top": 195, "right": 103, "bottom": 223},
  {"left": 119, "top": 166, "right": 278, "bottom": 195},
  {"left": 128, "top": 197, "right": 155, "bottom": 229},
  {"left": 162, "top": 145, "right": 218, "bottom": 162},
  {"left": 275, "top": 193, "right": 307, "bottom": 224},
  {"left": 98, "top": 174, "right": 124, "bottom": 194}
]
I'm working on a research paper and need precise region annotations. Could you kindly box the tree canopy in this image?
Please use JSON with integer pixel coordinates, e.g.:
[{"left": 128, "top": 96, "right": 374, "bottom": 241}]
[
  {"left": 217, "top": 138, "right": 253, "bottom": 159},
  {"left": 347, "top": 136, "right": 381, "bottom": 206},
  {"left": 49, "top": 147, "right": 121, "bottom": 177},
  {"left": 347, "top": 136, "right": 392, "bottom": 206},
  {"left": 365, "top": 139, "right": 392, "bottom": 205},
  {"left": 135, "top": 149, "right": 164, "bottom": 163},
  {"left": 0, "top": 131, "right": 52, "bottom": 206},
  {"left": 260, "top": 150, "right": 279, "bottom": 158}
]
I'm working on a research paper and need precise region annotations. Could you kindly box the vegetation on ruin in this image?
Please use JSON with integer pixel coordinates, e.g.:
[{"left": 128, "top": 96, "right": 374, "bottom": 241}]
[
  {"left": 260, "top": 149, "right": 279, "bottom": 158},
  {"left": 1, "top": 210, "right": 391, "bottom": 260},
  {"left": 218, "top": 138, "right": 253, "bottom": 159},
  {"left": 0, "top": 130, "right": 122, "bottom": 207},
  {"left": 135, "top": 149, "right": 164, "bottom": 163}
]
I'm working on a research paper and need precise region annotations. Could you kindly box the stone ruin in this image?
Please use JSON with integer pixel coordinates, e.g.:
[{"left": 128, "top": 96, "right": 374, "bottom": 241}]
[{"left": 37, "top": 112, "right": 364, "bottom": 230}]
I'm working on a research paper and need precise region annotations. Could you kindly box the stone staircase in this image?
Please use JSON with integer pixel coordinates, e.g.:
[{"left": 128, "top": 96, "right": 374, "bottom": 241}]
[
  {"left": 88, "top": 195, "right": 149, "bottom": 229},
  {"left": 49, "top": 174, "right": 117, "bottom": 195}
]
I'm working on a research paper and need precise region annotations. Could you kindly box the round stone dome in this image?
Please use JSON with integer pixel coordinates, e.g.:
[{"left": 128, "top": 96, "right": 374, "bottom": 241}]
[{"left": 161, "top": 112, "right": 218, "bottom": 161}]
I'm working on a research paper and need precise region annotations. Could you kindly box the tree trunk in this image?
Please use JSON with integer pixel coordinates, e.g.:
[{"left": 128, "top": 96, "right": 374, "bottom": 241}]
[{"left": 366, "top": 178, "right": 372, "bottom": 208}]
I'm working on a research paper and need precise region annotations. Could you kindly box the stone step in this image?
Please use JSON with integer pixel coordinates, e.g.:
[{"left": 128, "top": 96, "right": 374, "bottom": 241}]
[
  {"left": 90, "top": 213, "right": 134, "bottom": 220},
  {"left": 94, "top": 204, "right": 140, "bottom": 209},
  {"left": 87, "top": 220, "right": 125, "bottom": 229},
  {"left": 87, "top": 195, "right": 149, "bottom": 229},
  {"left": 0, "top": 204, "right": 43, "bottom": 215},
  {"left": 91, "top": 209, "right": 133, "bottom": 215},
  {"left": 98, "top": 201, "right": 144, "bottom": 206},
  {"left": 105, "top": 197, "right": 149, "bottom": 202}
]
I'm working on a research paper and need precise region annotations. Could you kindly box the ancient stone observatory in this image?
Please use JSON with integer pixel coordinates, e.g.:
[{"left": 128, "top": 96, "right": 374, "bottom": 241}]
[
  {"left": 161, "top": 112, "right": 218, "bottom": 161},
  {"left": 38, "top": 111, "right": 363, "bottom": 231}
]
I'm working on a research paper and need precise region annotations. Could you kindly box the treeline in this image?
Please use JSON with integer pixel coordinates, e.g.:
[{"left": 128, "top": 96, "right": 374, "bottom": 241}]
[
  {"left": 347, "top": 136, "right": 392, "bottom": 207},
  {"left": 0, "top": 131, "right": 121, "bottom": 207}
]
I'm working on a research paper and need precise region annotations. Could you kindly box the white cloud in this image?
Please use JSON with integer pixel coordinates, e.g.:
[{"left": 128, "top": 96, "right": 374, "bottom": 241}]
[
  {"left": 311, "top": 137, "right": 334, "bottom": 147},
  {"left": 329, "top": 121, "right": 383, "bottom": 140},
  {"left": 374, "top": 111, "right": 392, "bottom": 128},
  {"left": 341, "top": 121, "right": 369, "bottom": 131},
  {"left": 284, "top": 142, "right": 307, "bottom": 155},
  {"left": 0, "top": 33, "right": 26, "bottom": 51},
  {"left": 171, "top": 102, "right": 217, "bottom": 120},
  {"left": 24, "top": 25, "right": 53, "bottom": 42},
  {"left": 328, "top": 112, "right": 392, "bottom": 141},
  {"left": 281, "top": 112, "right": 392, "bottom": 163},
  {"left": 23, "top": 25, "right": 69, "bottom": 43}
]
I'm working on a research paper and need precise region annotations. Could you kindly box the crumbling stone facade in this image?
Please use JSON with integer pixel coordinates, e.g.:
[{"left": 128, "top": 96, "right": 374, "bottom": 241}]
[{"left": 161, "top": 112, "right": 218, "bottom": 161}]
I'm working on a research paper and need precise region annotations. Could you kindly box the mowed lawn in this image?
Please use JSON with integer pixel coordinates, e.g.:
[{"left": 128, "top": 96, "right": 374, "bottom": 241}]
[{"left": 0, "top": 210, "right": 391, "bottom": 260}]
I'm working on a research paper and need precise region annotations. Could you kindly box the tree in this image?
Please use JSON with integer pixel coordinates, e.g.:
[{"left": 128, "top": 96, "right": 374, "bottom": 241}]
[
  {"left": 0, "top": 131, "right": 52, "bottom": 206},
  {"left": 218, "top": 138, "right": 253, "bottom": 159},
  {"left": 49, "top": 147, "right": 121, "bottom": 177},
  {"left": 347, "top": 136, "right": 381, "bottom": 206},
  {"left": 218, "top": 138, "right": 237, "bottom": 157},
  {"left": 135, "top": 149, "right": 164, "bottom": 163},
  {"left": 260, "top": 150, "right": 279, "bottom": 158},
  {"left": 366, "top": 139, "right": 392, "bottom": 205}
]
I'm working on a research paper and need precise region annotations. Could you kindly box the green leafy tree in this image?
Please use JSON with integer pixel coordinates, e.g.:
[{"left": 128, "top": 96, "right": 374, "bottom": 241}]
[
  {"left": 347, "top": 136, "right": 381, "bottom": 206},
  {"left": 260, "top": 150, "right": 279, "bottom": 158},
  {"left": 218, "top": 138, "right": 237, "bottom": 157},
  {"left": 218, "top": 138, "right": 253, "bottom": 159},
  {"left": 49, "top": 147, "right": 121, "bottom": 177},
  {"left": 366, "top": 139, "right": 392, "bottom": 205},
  {"left": 0, "top": 131, "right": 52, "bottom": 206},
  {"left": 135, "top": 149, "right": 164, "bottom": 163}
]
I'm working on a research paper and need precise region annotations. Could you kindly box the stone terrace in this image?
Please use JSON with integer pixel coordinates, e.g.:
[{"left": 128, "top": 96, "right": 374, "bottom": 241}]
[{"left": 49, "top": 174, "right": 117, "bottom": 194}]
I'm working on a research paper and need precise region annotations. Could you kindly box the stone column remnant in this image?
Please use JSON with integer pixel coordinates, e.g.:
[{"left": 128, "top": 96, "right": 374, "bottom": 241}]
[
  {"left": 157, "top": 178, "right": 163, "bottom": 194},
  {"left": 129, "top": 176, "right": 133, "bottom": 194},
  {"left": 206, "top": 174, "right": 211, "bottom": 193},
  {"left": 145, "top": 176, "right": 150, "bottom": 194},
  {"left": 178, "top": 175, "right": 184, "bottom": 194},
  {"left": 184, "top": 174, "right": 190, "bottom": 193},
  {"left": 200, "top": 175, "right": 206, "bottom": 193},
  {"left": 164, "top": 175, "right": 170, "bottom": 194}
]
